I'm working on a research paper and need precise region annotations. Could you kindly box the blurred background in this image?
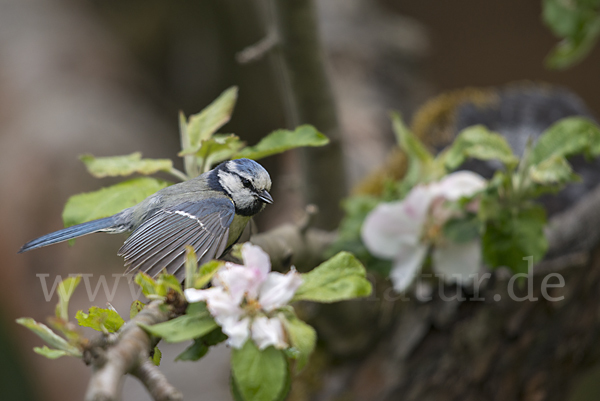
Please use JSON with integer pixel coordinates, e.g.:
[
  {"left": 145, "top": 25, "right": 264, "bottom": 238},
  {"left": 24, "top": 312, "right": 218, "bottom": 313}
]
[{"left": 1, "top": 0, "right": 599, "bottom": 400}]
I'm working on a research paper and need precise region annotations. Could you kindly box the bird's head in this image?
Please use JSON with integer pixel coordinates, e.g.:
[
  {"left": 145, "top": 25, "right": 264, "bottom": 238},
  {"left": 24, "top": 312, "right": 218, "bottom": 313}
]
[{"left": 213, "top": 159, "right": 273, "bottom": 216}]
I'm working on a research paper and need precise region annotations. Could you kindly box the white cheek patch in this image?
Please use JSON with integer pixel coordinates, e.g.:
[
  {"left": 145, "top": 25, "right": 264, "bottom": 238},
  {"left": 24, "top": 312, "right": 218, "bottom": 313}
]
[
  {"left": 218, "top": 170, "right": 257, "bottom": 209},
  {"left": 218, "top": 171, "right": 243, "bottom": 194}
]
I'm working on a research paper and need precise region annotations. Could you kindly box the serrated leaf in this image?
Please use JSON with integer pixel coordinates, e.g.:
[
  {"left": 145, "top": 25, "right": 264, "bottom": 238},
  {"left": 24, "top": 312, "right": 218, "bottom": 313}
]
[
  {"left": 16, "top": 318, "right": 81, "bottom": 357},
  {"left": 135, "top": 272, "right": 159, "bottom": 297},
  {"left": 235, "top": 125, "right": 329, "bottom": 160},
  {"left": 156, "top": 273, "right": 183, "bottom": 296},
  {"left": 281, "top": 312, "right": 316, "bottom": 371},
  {"left": 130, "top": 300, "right": 145, "bottom": 319},
  {"left": 56, "top": 276, "right": 81, "bottom": 320},
  {"left": 151, "top": 346, "right": 162, "bottom": 366},
  {"left": 443, "top": 125, "right": 518, "bottom": 170},
  {"left": 531, "top": 117, "right": 600, "bottom": 165},
  {"left": 180, "top": 134, "right": 243, "bottom": 169},
  {"left": 482, "top": 205, "right": 548, "bottom": 273},
  {"left": 443, "top": 215, "right": 480, "bottom": 244},
  {"left": 80, "top": 152, "right": 173, "bottom": 178},
  {"left": 194, "top": 260, "right": 224, "bottom": 289},
  {"left": 62, "top": 177, "right": 170, "bottom": 227},
  {"left": 183, "top": 87, "right": 238, "bottom": 154},
  {"left": 292, "top": 252, "right": 372, "bottom": 303},
  {"left": 529, "top": 155, "right": 578, "bottom": 184},
  {"left": 139, "top": 303, "right": 217, "bottom": 343},
  {"left": 75, "top": 307, "right": 125, "bottom": 333},
  {"left": 33, "top": 346, "right": 71, "bottom": 359},
  {"left": 231, "top": 341, "right": 288, "bottom": 401},
  {"left": 391, "top": 112, "right": 434, "bottom": 186}
]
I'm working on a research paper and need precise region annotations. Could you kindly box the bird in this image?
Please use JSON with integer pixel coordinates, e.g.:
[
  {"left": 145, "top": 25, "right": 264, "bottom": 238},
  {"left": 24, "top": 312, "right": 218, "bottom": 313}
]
[{"left": 19, "top": 158, "right": 273, "bottom": 281}]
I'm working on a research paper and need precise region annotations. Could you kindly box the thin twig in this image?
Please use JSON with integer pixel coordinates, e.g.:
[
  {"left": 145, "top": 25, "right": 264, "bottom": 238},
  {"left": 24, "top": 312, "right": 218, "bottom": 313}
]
[
  {"left": 236, "top": 30, "right": 279, "bottom": 64},
  {"left": 168, "top": 167, "right": 190, "bottom": 182}
]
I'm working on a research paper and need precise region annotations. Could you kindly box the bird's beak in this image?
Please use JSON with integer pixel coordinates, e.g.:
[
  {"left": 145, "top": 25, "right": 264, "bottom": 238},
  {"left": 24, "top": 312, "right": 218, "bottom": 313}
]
[{"left": 258, "top": 189, "right": 274, "bottom": 204}]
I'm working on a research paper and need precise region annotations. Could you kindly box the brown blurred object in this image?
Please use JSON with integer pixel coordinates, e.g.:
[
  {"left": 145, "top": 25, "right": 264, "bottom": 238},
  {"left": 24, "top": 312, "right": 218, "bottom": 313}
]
[
  {"left": 0, "top": 0, "right": 174, "bottom": 399},
  {"left": 317, "top": 0, "right": 431, "bottom": 186}
]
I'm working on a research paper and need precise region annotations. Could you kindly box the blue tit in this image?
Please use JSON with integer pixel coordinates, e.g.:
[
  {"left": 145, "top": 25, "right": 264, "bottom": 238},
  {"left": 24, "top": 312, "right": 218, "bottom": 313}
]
[{"left": 19, "top": 158, "right": 273, "bottom": 280}]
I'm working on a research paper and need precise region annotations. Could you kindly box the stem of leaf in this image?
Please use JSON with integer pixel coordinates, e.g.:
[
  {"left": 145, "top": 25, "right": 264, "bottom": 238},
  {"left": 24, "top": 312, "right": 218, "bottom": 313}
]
[{"left": 167, "top": 168, "right": 190, "bottom": 182}]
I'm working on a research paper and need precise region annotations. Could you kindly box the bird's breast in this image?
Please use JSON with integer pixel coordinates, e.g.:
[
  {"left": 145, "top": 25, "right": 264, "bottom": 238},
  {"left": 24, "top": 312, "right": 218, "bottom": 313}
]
[{"left": 226, "top": 214, "right": 252, "bottom": 248}]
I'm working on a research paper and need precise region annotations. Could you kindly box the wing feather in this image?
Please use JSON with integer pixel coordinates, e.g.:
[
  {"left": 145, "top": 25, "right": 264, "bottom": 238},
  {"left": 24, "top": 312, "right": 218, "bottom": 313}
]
[{"left": 118, "top": 198, "right": 235, "bottom": 280}]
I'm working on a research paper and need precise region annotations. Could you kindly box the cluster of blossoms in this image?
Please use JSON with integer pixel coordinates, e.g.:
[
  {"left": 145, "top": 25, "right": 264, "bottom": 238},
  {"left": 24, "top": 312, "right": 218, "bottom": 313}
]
[
  {"left": 184, "top": 243, "right": 302, "bottom": 350},
  {"left": 361, "top": 171, "right": 487, "bottom": 292}
]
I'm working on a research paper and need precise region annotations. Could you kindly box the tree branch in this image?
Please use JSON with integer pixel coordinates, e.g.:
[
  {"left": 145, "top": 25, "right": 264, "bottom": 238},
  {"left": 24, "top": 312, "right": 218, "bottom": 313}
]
[{"left": 83, "top": 300, "right": 182, "bottom": 401}]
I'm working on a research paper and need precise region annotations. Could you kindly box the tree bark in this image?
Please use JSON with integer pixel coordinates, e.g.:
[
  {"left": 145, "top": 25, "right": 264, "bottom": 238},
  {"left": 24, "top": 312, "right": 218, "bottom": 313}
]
[
  {"left": 288, "top": 187, "right": 600, "bottom": 401},
  {"left": 271, "top": 0, "right": 347, "bottom": 230}
]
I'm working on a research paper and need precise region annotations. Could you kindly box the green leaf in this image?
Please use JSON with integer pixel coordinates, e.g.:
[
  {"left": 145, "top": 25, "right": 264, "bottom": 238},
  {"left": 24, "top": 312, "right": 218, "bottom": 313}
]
[
  {"left": 16, "top": 318, "right": 81, "bottom": 357},
  {"left": 391, "top": 112, "right": 434, "bottom": 186},
  {"left": 139, "top": 303, "right": 217, "bottom": 343},
  {"left": 184, "top": 246, "right": 199, "bottom": 290},
  {"left": 443, "top": 215, "right": 480, "bottom": 244},
  {"left": 33, "top": 346, "right": 71, "bottom": 359},
  {"left": 75, "top": 307, "right": 125, "bottom": 333},
  {"left": 47, "top": 317, "right": 82, "bottom": 342},
  {"left": 543, "top": 0, "right": 600, "bottom": 69},
  {"left": 156, "top": 273, "right": 183, "bottom": 296},
  {"left": 235, "top": 125, "right": 329, "bottom": 160},
  {"left": 55, "top": 276, "right": 81, "bottom": 320},
  {"left": 530, "top": 117, "right": 600, "bottom": 165},
  {"left": 135, "top": 272, "right": 159, "bottom": 297},
  {"left": 529, "top": 155, "right": 578, "bottom": 185},
  {"left": 292, "top": 252, "right": 372, "bottom": 303},
  {"left": 62, "top": 177, "right": 170, "bottom": 227},
  {"left": 482, "top": 205, "right": 548, "bottom": 273},
  {"left": 129, "top": 300, "right": 145, "bottom": 319},
  {"left": 443, "top": 125, "right": 518, "bottom": 170},
  {"left": 545, "top": 22, "right": 600, "bottom": 69},
  {"left": 231, "top": 341, "right": 288, "bottom": 401},
  {"left": 182, "top": 87, "right": 239, "bottom": 154},
  {"left": 180, "top": 134, "right": 243, "bottom": 171},
  {"left": 194, "top": 260, "right": 224, "bottom": 289},
  {"left": 175, "top": 328, "right": 228, "bottom": 361},
  {"left": 151, "top": 346, "right": 162, "bottom": 366},
  {"left": 281, "top": 312, "right": 316, "bottom": 371},
  {"left": 80, "top": 152, "right": 173, "bottom": 178}
]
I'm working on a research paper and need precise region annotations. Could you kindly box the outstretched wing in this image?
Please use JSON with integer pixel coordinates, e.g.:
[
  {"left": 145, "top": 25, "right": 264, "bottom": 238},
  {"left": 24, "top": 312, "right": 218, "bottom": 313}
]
[{"left": 118, "top": 198, "right": 235, "bottom": 281}]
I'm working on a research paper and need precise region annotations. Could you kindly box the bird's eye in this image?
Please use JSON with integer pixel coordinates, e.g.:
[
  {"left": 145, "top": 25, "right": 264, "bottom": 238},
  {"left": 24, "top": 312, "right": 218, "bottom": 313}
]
[{"left": 241, "top": 177, "right": 252, "bottom": 189}]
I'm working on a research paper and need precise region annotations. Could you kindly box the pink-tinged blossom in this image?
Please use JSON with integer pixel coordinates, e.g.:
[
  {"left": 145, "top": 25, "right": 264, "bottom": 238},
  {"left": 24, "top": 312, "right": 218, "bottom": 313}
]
[
  {"left": 184, "top": 243, "right": 302, "bottom": 350},
  {"left": 361, "top": 171, "right": 486, "bottom": 292}
]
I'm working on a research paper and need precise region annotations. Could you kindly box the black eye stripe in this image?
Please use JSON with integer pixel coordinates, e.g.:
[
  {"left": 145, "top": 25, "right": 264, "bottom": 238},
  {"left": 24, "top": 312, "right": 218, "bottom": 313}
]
[{"left": 240, "top": 176, "right": 252, "bottom": 189}]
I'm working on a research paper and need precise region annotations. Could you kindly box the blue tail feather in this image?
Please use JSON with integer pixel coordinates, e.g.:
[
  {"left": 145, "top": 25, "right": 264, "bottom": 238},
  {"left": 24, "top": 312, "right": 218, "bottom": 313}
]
[{"left": 19, "top": 217, "right": 117, "bottom": 253}]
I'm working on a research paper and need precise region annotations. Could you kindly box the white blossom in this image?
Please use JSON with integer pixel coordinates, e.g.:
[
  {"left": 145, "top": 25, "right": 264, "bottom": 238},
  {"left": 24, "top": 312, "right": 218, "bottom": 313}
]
[
  {"left": 362, "top": 171, "right": 486, "bottom": 292},
  {"left": 184, "top": 243, "right": 302, "bottom": 349}
]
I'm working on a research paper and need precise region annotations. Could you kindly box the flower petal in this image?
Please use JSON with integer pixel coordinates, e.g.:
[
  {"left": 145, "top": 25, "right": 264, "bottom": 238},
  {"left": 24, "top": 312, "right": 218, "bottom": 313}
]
[
  {"left": 258, "top": 270, "right": 303, "bottom": 312},
  {"left": 436, "top": 171, "right": 486, "bottom": 201},
  {"left": 184, "top": 288, "right": 208, "bottom": 303},
  {"left": 213, "top": 264, "right": 255, "bottom": 303},
  {"left": 390, "top": 244, "right": 428, "bottom": 292},
  {"left": 222, "top": 317, "right": 250, "bottom": 349},
  {"left": 192, "top": 287, "right": 244, "bottom": 325},
  {"left": 241, "top": 243, "right": 271, "bottom": 278},
  {"left": 251, "top": 316, "right": 287, "bottom": 350},
  {"left": 432, "top": 239, "right": 481, "bottom": 285},
  {"left": 361, "top": 198, "right": 429, "bottom": 260}
]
